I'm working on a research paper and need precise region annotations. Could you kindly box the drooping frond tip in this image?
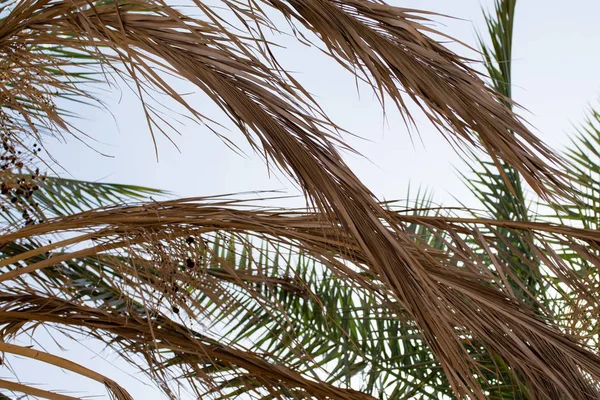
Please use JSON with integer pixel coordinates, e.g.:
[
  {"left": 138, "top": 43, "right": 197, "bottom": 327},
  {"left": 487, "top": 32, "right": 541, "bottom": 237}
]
[{"left": 230, "top": 0, "right": 571, "bottom": 201}]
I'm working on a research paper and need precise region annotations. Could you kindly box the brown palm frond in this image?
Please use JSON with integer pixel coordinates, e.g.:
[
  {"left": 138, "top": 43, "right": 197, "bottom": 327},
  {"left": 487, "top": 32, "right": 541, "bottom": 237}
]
[
  {"left": 0, "top": 342, "right": 133, "bottom": 400},
  {"left": 0, "top": 0, "right": 594, "bottom": 398},
  {"left": 0, "top": 292, "right": 376, "bottom": 400},
  {"left": 2, "top": 198, "right": 600, "bottom": 398},
  {"left": 0, "top": 377, "right": 79, "bottom": 400},
  {"left": 226, "top": 0, "right": 569, "bottom": 200}
]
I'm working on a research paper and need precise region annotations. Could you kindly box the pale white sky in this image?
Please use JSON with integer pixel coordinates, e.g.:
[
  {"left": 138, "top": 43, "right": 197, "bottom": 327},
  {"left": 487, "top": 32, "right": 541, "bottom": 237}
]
[{"left": 8, "top": 1, "right": 600, "bottom": 398}]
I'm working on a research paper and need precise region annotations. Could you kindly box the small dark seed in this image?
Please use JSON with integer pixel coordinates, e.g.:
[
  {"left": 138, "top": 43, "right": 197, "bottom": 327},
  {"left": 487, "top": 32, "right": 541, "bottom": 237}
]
[
  {"left": 186, "top": 258, "right": 195, "bottom": 268},
  {"left": 186, "top": 236, "right": 194, "bottom": 244},
  {"left": 172, "top": 306, "right": 179, "bottom": 314}
]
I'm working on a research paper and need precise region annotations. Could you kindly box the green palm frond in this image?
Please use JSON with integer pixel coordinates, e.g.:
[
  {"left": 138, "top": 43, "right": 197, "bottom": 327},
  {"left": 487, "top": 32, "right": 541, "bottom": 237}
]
[
  {"left": 0, "top": 172, "right": 167, "bottom": 226},
  {"left": 542, "top": 105, "right": 600, "bottom": 352},
  {"left": 480, "top": 0, "right": 517, "bottom": 101},
  {"left": 197, "top": 190, "right": 453, "bottom": 399},
  {"left": 32, "top": 175, "right": 167, "bottom": 216},
  {"left": 461, "top": 0, "right": 540, "bottom": 310},
  {"left": 552, "top": 106, "right": 600, "bottom": 230},
  {"left": 468, "top": 0, "right": 523, "bottom": 218},
  {"left": 468, "top": 0, "right": 522, "bottom": 216}
]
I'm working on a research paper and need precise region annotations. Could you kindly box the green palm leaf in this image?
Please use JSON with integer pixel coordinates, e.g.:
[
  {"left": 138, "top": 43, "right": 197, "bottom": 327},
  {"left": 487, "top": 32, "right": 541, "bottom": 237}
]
[
  {"left": 0, "top": 173, "right": 167, "bottom": 225},
  {"left": 552, "top": 107, "right": 600, "bottom": 230}
]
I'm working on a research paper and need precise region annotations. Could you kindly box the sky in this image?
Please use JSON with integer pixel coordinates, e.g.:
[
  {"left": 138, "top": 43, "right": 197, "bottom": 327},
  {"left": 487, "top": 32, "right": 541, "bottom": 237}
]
[{"left": 7, "top": 0, "right": 600, "bottom": 398}]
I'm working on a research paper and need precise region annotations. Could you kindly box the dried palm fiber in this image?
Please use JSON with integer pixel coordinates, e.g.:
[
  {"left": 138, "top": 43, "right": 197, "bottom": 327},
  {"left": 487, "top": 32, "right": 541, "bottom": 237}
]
[
  {"left": 1, "top": 0, "right": 596, "bottom": 398},
  {"left": 3, "top": 198, "right": 600, "bottom": 398}
]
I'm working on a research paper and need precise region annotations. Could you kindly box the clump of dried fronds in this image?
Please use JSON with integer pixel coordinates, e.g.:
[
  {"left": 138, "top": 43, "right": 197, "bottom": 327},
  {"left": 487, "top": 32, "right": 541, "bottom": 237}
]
[
  {"left": 0, "top": 0, "right": 598, "bottom": 399},
  {"left": 1, "top": 198, "right": 600, "bottom": 398},
  {"left": 0, "top": 291, "right": 376, "bottom": 400}
]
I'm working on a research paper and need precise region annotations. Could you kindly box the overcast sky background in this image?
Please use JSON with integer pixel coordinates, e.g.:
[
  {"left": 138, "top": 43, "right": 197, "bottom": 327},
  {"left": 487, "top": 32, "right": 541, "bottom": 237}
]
[{"left": 6, "top": 1, "right": 600, "bottom": 398}]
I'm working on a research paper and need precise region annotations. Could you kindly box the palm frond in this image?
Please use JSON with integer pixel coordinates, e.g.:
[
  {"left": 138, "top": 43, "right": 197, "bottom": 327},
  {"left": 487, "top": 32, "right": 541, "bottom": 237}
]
[
  {"left": 0, "top": 172, "right": 167, "bottom": 226},
  {"left": 0, "top": 292, "right": 376, "bottom": 400},
  {"left": 1, "top": 0, "right": 597, "bottom": 397},
  {"left": 2, "top": 197, "right": 600, "bottom": 398},
  {"left": 466, "top": 0, "right": 523, "bottom": 219},
  {"left": 201, "top": 190, "right": 452, "bottom": 399},
  {"left": 460, "top": 0, "right": 540, "bottom": 317},
  {"left": 230, "top": 0, "right": 569, "bottom": 200},
  {"left": 542, "top": 105, "right": 600, "bottom": 354},
  {"left": 552, "top": 106, "right": 600, "bottom": 230},
  {"left": 0, "top": 342, "right": 133, "bottom": 400},
  {"left": 0, "top": 377, "right": 79, "bottom": 400}
]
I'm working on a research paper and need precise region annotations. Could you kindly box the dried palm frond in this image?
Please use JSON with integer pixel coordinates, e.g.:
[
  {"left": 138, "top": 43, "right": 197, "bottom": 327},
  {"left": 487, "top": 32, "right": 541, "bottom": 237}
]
[
  {"left": 0, "top": 342, "right": 133, "bottom": 400},
  {"left": 0, "top": 377, "right": 79, "bottom": 400},
  {"left": 0, "top": 0, "right": 595, "bottom": 398},
  {"left": 224, "top": 0, "right": 568, "bottom": 199},
  {"left": 0, "top": 292, "right": 376, "bottom": 400},
  {"left": 2, "top": 197, "right": 600, "bottom": 398}
]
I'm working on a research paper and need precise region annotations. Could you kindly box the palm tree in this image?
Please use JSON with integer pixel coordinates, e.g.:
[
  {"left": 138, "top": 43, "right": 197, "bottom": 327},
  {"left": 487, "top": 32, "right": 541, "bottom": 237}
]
[{"left": 1, "top": 0, "right": 600, "bottom": 399}]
